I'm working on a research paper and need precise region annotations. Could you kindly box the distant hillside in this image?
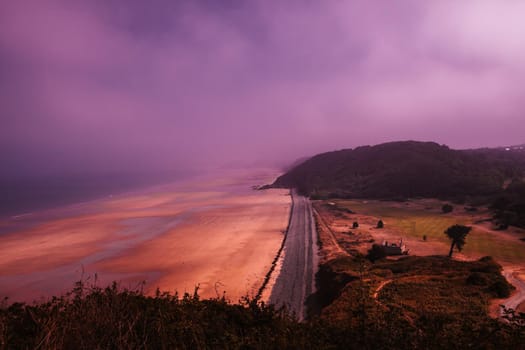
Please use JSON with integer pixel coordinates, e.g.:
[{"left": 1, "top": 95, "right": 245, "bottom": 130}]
[
  {"left": 272, "top": 141, "right": 525, "bottom": 199},
  {"left": 497, "top": 143, "right": 525, "bottom": 152}
]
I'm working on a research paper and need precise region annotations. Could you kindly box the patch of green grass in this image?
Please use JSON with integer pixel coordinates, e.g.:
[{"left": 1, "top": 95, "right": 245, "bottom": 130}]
[
  {"left": 393, "top": 215, "right": 462, "bottom": 241},
  {"left": 464, "top": 229, "right": 525, "bottom": 264},
  {"left": 337, "top": 200, "right": 525, "bottom": 264},
  {"left": 338, "top": 200, "right": 416, "bottom": 218},
  {"left": 339, "top": 200, "right": 463, "bottom": 240}
]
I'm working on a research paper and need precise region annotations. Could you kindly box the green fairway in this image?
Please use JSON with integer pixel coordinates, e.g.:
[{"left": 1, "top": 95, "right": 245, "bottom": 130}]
[
  {"left": 465, "top": 229, "right": 525, "bottom": 264},
  {"left": 336, "top": 200, "right": 525, "bottom": 265},
  {"left": 338, "top": 200, "right": 464, "bottom": 241}
]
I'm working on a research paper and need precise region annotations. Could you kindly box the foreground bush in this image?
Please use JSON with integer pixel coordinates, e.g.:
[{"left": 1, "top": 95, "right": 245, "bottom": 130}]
[
  {"left": 0, "top": 282, "right": 318, "bottom": 349},
  {"left": 1, "top": 277, "right": 525, "bottom": 349}
]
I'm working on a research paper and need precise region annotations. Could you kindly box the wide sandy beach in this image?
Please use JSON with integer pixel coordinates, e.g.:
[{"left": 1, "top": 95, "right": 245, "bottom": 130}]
[{"left": 0, "top": 169, "right": 290, "bottom": 303}]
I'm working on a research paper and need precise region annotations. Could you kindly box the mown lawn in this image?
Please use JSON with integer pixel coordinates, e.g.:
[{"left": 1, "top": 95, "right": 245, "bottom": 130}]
[
  {"left": 336, "top": 200, "right": 525, "bottom": 264},
  {"left": 465, "top": 229, "right": 525, "bottom": 264}
]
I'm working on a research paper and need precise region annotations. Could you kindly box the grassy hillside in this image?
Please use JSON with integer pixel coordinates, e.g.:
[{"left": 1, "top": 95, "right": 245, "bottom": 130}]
[
  {"left": 272, "top": 141, "right": 525, "bottom": 200},
  {"left": 1, "top": 276, "right": 524, "bottom": 349},
  {"left": 333, "top": 199, "right": 525, "bottom": 264},
  {"left": 312, "top": 255, "right": 525, "bottom": 349}
]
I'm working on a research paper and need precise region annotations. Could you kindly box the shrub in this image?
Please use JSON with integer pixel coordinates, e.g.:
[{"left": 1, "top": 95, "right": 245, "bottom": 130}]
[
  {"left": 442, "top": 204, "right": 454, "bottom": 213},
  {"left": 0, "top": 283, "right": 317, "bottom": 349},
  {"left": 466, "top": 272, "right": 488, "bottom": 286},
  {"left": 489, "top": 280, "right": 513, "bottom": 298},
  {"left": 367, "top": 244, "right": 387, "bottom": 262}
]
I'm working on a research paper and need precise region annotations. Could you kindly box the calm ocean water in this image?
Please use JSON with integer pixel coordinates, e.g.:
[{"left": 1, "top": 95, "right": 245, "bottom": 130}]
[
  {"left": 0, "top": 173, "right": 190, "bottom": 218},
  {"left": 0, "top": 168, "right": 279, "bottom": 219}
]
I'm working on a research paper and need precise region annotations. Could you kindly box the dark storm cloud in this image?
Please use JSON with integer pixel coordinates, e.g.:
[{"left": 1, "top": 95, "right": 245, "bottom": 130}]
[{"left": 1, "top": 0, "right": 524, "bottom": 178}]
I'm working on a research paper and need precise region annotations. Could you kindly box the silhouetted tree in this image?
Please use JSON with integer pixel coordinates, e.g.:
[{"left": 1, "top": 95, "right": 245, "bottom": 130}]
[
  {"left": 377, "top": 220, "right": 384, "bottom": 228},
  {"left": 444, "top": 224, "right": 471, "bottom": 257}
]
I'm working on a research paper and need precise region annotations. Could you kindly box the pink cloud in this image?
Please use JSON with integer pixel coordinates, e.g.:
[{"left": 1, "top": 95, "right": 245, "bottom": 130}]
[{"left": 1, "top": 0, "right": 524, "bottom": 178}]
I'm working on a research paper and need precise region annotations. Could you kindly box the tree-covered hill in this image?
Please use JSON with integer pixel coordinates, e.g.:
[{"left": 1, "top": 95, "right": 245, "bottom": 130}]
[{"left": 272, "top": 141, "right": 525, "bottom": 199}]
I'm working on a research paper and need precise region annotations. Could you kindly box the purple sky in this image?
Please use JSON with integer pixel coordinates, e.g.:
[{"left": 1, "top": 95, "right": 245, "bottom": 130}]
[{"left": 1, "top": 0, "right": 524, "bottom": 178}]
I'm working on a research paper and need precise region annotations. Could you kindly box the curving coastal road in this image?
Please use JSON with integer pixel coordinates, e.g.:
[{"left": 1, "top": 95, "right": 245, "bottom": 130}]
[
  {"left": 500, "top": 268, "right": 525, "bottom": 316},
  {"left": 269, "top": 190, "right": 319, "bottom": 321}
]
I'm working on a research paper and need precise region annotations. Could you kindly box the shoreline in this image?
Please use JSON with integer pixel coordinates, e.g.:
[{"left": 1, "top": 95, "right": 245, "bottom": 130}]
[
  {"left": 256, "top": 189, "right": 294, "bottom": 302},
  {"left": 0, "top": 169, "right": 290, "bottom": 303}
]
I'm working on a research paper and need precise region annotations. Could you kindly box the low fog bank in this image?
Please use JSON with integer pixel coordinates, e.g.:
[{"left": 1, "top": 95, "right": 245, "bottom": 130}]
[
  {"left": 0, "top": 171, "right": 193, "bottom": 217},
  {"left": 0, "top": 160, "right": 293, "bottom": 217},
  {"left": 3, "top": 0, "right": 525, "bottom": 214}
]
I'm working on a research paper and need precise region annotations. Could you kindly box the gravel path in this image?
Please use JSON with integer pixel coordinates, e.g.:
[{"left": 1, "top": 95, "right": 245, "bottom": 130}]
[
  {"left": 500, "top": 267, "right": 525, "bottom": 315},
  {"left": 269, "top": 190, "right": 318, "bottom": 321}
]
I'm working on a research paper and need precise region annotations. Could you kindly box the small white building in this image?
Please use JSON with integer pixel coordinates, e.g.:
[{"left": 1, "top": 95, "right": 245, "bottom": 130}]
[{"left": 381, "top": 239, "right": 409, "bottom": 255}]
